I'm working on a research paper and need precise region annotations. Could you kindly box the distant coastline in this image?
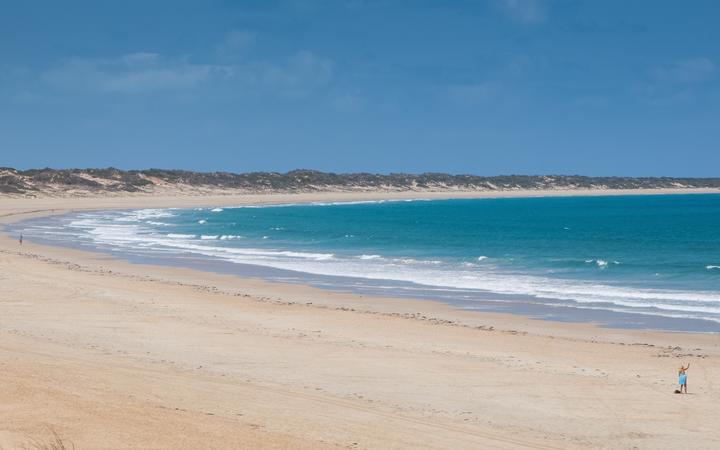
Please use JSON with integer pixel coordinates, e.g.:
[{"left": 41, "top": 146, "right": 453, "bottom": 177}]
[{"left": 2, "top": 167, "right": 720, "bottom": 198}]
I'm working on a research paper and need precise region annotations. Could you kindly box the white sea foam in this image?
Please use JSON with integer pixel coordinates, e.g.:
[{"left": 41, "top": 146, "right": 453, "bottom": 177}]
[
  {"left": 277, "top": 251, "right": 335, "bottom": 260},
  {"left": 310, "top": 200, "right": 391, "bottom": 206},
  {"left": 707, "top": 265, "right": 720, "bottom": 270},
  {"left": 167, "top": 233, "right": 196, "bottom": 239},
  {"left": 211, "top": 208, "right": 224, "bottom": 212},
  {"left": 477, "top": 256, "right": 488, "bottom": 262},
  {"left": 114, "top": 209, "right": 176, "bottom": 222},
  {"left": 215, "top": 198, "right": 432, "bottom": 210},
  {"left": 395, "top": 258, "right": 441, "bottom": 265},
  {"left": 198, "top": 219, "right": 207, "bottom": 224},
  {"left": 359, "top": 254, "right": 382, "bottom": 260},
  {"left": 201, "top": 235, "right": 219, "bottom": 240},
  {"left": 585, "top": 259, "right": 619, "bottom": 267}
]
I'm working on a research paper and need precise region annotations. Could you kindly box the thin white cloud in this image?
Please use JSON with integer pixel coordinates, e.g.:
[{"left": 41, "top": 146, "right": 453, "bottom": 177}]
[
  {"left": 42, "top": 49, "right": 334, "bottom": 98},
  {"left": 225, "top": 30, "right": 256, "bottom": 49},
  {"left": 217, "top": 30, "right": 256, "bottom": 60},
  {"left": 652, "top": 57, "right": 715, "bottom": 84},
  {"left": 634, "top": 57, "right": 715, "bottom": 105},
  {"left": 118, "top": 52, "right": 161, "bottom": 65},
  {"left": 331, "top": 92, "right": 366, "bottom": 111},
  {"left": 498, "top": 0, "right": 547, "bottom": 24},
  {"left": 446, "top": 83, "right": 500, "bottom": 105},
  {"left": 259, "top": 50, "right": 334, "bottom": 96},
  {"left": 43, "top": 53, "right": 229, "bottom": 93}
]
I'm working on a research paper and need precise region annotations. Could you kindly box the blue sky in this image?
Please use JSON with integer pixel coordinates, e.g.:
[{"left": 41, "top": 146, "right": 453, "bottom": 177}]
[{"left": 1, "top": 0, "right": 719, "bottom": 175}]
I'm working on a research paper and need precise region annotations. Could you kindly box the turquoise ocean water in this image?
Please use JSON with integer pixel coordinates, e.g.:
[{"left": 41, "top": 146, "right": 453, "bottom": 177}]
[{"left": 12, "top": 194, "right": 720, "bottom": 331}]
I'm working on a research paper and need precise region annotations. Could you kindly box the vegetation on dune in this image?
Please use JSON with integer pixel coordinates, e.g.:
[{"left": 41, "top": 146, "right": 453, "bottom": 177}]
[
  {"left": 3, "top": 428, "right": 76, "bottom": 450},
  {"left": 0, "top": 167, "right": 719, "bottom": 196}
]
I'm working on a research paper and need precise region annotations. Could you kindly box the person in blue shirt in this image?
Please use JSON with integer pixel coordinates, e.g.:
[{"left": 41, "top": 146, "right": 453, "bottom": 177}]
[{"left": 678, "top": 363, "right": 690, "bottom": 394}]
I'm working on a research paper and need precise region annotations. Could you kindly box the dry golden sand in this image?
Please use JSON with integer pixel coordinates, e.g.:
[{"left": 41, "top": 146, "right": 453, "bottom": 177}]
[{"left": 1, "top": 191, "right": 719, "bottom": 449}]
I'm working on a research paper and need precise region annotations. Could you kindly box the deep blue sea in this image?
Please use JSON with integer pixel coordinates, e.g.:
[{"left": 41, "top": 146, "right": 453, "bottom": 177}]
[{"left": 11, "top": 195, "right": 720, "bottom": 331}]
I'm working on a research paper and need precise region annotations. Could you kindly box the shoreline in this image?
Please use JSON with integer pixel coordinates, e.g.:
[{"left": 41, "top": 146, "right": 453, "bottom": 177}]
[
  {"left": 13, "top": 212, "right": 720, "bottom": 335},
  {"left": 6, "top": 188, "right": 720, "bottom": 334},
  {"left": 2, "top": 190, "right": 720, "bottom": 448},
  {"left": 3, "top": 187, "right": 719, "bottom": 228}
]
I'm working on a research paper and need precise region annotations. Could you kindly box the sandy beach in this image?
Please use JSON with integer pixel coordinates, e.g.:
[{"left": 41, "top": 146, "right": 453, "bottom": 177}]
[{"left": 2, "top": 190, "right": 719, "bottom": 449}]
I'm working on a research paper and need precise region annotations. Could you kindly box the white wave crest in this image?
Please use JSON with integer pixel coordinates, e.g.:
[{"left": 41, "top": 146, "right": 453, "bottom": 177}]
[
  {"left": 214, "top": 198, "right": 432, "bottom": 210},
  {"left": 585, "top": 259, "right": 620, "bottom": 268},
  {"left": 114, "top": 209, "right": 176, "bottom": 223}
]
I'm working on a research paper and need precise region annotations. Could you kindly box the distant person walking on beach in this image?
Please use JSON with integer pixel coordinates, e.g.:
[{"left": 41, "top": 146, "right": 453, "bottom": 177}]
[
  {"left": 19, "top": 233, "right": 23, "bottom": 245},
  {"left": 678, "top": 363, "right": 689, "bottom": 394}
]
